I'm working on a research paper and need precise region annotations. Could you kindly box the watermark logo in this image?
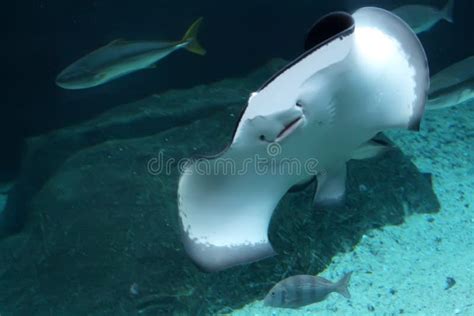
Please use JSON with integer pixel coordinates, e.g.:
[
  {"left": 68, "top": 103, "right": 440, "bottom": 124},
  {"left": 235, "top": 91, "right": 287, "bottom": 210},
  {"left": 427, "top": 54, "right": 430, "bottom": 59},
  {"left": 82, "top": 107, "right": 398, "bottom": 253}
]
[
  {"left": 266, "top": 142, "right": 282, "bottom": 157},
  {"left": 146, "top": 146, "right": 320, "bottom": 177}
]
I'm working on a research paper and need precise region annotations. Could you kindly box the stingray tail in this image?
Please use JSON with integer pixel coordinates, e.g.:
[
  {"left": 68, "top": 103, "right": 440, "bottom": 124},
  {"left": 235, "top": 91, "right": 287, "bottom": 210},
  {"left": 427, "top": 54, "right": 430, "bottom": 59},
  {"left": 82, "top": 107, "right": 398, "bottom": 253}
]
[
  {"left": 181, "top": 17, "right": 206, "bottom": 55},
  {"left": 442, "top": 0, "right": 455, "bottom": 23},
  {"left": 334, "top": 271, "right": 352, "bottom": 299}
]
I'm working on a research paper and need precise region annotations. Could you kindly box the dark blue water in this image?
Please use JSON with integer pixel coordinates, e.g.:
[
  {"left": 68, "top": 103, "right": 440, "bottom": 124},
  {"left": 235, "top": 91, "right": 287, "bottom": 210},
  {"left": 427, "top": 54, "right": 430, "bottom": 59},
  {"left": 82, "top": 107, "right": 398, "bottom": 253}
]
[
  {"left": 2, "top": 0, "right": 473, "bottom": 180},
  {"left": 1, "top": 1, "right": 473, "bottom": 315}
]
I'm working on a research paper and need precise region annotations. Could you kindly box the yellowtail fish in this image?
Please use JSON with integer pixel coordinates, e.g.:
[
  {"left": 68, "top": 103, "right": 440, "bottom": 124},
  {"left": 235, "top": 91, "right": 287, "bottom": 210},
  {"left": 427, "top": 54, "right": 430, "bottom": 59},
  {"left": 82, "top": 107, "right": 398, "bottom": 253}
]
[
  {"left": 427, "top": 56, "right": 474, "bottom": 109},
  {"left": 392, "top": 0, "right": 454, "bottom": 34},
  {"left": 56, "top": 17, "right": 205, "bottom": 89},
  {"left": 428, "top": 77, "right": 474, "bottom": 109}
]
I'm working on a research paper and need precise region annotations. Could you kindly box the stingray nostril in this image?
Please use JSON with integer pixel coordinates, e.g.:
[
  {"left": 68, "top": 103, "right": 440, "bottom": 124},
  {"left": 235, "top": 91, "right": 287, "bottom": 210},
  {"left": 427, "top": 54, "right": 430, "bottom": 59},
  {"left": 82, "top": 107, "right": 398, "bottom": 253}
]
[{"left": 296, "top": 101, "right": 303, "bottom": 108}]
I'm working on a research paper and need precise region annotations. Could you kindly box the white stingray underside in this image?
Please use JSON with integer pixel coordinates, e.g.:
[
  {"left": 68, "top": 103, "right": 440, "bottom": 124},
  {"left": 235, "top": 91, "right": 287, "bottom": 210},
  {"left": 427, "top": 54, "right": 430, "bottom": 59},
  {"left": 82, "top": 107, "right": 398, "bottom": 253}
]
[
  {"left": 178, "top": 155, "right": 292, "bottom": 271},
  {"left": 234, "top": 32, "right": 353, "bottom": 141},
  {"left": 350, "top": 7, "right": 429, "bottom": 131},
  {"left": 179, "top": 160, "right": 288, "bottom": 247},
  {"left": 177, "top": 7, "right": 429, "bottom": 272},
  {"left": 177, "top": 34, "right": 355, "bottom": 272}
]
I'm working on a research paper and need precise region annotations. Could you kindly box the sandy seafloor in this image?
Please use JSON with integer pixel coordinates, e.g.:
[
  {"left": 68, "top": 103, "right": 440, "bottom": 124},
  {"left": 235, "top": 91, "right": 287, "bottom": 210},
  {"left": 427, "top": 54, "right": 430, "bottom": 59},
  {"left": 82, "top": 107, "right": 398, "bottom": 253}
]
[{"left": 232, "top": 101, "right": 474, "bottom": 316}]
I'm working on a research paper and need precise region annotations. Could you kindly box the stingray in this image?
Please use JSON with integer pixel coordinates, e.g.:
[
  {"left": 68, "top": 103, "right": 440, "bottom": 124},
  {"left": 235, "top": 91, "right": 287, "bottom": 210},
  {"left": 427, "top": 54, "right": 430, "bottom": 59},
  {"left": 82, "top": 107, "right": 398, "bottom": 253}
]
[{"left": 177, "top": 7, "right": 429, "bottom": 272}]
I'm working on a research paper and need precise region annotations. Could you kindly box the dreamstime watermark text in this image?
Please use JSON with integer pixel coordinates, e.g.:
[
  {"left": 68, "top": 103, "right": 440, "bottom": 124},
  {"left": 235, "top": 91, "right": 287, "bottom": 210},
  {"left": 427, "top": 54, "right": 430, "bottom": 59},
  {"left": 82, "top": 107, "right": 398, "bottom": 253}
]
[{"left": 147, "top": 143, "right": 320, "bottom": 177}]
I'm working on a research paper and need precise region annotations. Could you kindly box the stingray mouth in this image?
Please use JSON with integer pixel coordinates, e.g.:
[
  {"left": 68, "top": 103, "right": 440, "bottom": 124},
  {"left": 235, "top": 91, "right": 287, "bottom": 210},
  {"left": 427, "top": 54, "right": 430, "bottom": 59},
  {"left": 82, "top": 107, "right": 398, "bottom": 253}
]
[{"left": 275, "top": 116, "right": 304, "bottom": 142}]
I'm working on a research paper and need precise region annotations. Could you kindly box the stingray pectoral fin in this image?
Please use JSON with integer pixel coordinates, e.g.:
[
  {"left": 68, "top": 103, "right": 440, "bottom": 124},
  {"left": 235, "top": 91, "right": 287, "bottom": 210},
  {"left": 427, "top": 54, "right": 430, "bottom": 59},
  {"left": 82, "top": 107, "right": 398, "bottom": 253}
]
[
  {"left": 313, "top": 163, "right": 347, "bottom": 208},
  {"left": 178, "top": 156, "right": 288, "bottom": 272},
  {"left": 352, "top": 7, "right": 429, "bottom": 132},
  {"left": 304, "top": 11, "right": 355, "bottom": 51}
]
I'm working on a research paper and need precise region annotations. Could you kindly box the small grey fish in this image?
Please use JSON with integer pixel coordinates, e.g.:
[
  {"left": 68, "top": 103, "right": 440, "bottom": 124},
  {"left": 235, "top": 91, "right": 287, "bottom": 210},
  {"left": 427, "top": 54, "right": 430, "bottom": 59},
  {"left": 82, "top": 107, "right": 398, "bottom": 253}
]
[
  {"left": 56, "top": 17, "right": 205, "bottom": 89},
  {"left": 392, "top": 0, "right": 454, "bottom": 34},
  {"left": 427, "top": 56, "right": 474, "bottom": 109},
  {"left": 429, "top": 56, "right": 474, "bottom": 94},
  {"left": 264, "top": 272, "right": 352, "bottom": 309},
  {"left": 427, "top": 77, "right": 474, "bottom": 109}
]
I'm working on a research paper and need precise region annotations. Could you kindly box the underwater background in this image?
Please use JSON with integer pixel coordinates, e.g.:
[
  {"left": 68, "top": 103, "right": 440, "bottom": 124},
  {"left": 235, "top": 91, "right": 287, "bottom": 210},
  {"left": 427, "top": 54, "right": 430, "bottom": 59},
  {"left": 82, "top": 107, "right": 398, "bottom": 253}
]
[{"left": 1, "top": 0, "right": 473, "bottom": 315}]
